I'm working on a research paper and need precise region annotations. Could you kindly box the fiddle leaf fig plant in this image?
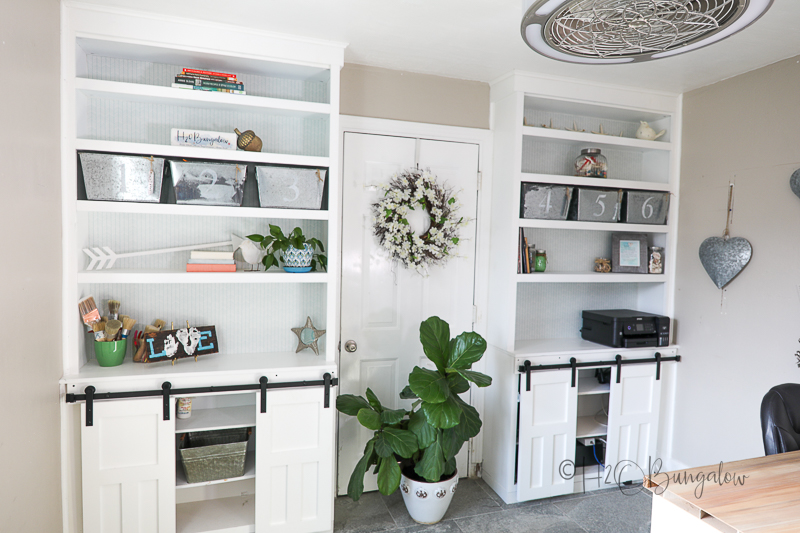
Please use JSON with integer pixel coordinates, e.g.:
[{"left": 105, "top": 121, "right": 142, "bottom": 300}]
[
  {"left": 246, "top": 224, "right": 327, "bottom": 271},
  {"left": 336, "top": 316, "right": 492, "bottom": 500}
]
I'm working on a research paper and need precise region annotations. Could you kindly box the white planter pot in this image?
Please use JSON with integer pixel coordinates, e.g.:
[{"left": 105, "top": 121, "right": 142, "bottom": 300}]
[{"left": 399, "top": 470, "right": 458, "bottom": 524}]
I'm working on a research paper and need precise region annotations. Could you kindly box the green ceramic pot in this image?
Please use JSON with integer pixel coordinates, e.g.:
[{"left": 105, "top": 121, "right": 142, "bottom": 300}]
[{"left": 94, "top": 339, "right": 127, "bottom": 367}]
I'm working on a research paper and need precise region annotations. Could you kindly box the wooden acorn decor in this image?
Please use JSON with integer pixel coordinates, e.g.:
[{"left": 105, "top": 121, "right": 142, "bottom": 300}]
[{"left": 234, "top": 128, "right": 263, "bottom": 152}]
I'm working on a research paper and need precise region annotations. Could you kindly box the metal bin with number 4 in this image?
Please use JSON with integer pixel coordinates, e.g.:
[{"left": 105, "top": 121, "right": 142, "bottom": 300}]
[
  {"left": 569, "top": 187, "right": 623, "bottom": 222},
  {"left": 622, "top": 190, "right": 670, "bottom": 225},
  {"left": 521, "top": 184, "right": 572, "bottom": 220}
]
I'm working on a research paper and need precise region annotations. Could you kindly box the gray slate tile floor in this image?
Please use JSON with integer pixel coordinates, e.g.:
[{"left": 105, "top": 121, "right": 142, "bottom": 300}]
[{"left": 334, "top": 478, "right": 652, "bottom": 533}]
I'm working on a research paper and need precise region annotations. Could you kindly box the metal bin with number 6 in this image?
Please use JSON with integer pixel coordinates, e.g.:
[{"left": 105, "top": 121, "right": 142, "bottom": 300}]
[
  {"left": 569, "top": 187, "right": 623, "bottom": 223},
  {"left": 521, "top": 183, "right": 572, "bottom": 220},
  {"left": 622, "top": 191, "right": 670, "bottom": 225}
]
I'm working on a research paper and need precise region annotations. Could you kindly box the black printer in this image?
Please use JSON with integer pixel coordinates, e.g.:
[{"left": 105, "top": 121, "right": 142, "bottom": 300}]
[{"left": 581, "top": 309, "right": 670, "bottom": 348}]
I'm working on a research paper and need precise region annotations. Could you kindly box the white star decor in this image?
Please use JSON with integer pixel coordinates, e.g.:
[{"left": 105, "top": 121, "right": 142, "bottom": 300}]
[{"left": 291, "top": 316, "right": 326, "bottom": 355}]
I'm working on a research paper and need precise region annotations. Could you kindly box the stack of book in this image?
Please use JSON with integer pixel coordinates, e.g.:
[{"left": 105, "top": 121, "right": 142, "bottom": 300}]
[
  {"left": 518, "top": 228, "right": 535, "bottom": 274},
  {"left": 187, "top": 250, "right": 236, "bottom": 272},
  {"left": 172, "top": 68, "right": 246, "bottom": 95}
]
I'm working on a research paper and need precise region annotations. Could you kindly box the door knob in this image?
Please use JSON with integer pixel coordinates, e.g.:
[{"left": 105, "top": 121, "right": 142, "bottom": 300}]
[{"left": 344, "top": 340, "right": 358, "bottom": 353}]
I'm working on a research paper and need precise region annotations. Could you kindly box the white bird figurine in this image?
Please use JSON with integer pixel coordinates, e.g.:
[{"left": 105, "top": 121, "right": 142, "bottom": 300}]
[
  {"left": 636, "top": 121, "right": 666, "bottom": 141},
  {"left": 236, "top": 237, "right": 268, "bottom": 271}
]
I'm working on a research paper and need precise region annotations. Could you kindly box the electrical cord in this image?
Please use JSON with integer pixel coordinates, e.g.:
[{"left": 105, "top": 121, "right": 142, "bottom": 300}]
[{"left": 593, "top": 443, "right": 604, "bottom": 469}]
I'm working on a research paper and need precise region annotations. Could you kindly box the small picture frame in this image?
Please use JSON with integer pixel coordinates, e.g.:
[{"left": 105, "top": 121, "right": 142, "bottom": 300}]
[{"left": 611, "top": 233, "right": 649, "bottom": 273}]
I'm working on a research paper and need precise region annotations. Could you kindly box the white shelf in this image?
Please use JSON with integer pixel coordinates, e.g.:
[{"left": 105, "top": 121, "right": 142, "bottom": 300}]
[
  {"left": 516, "top": 273, "right": 666, "bottom": 283},
  {"left": 577, "top": 378, "right": 610, "bottom": 396},
  {"left": 76, "top": 200, "right": 329, "bottom": 220},
  {"left": 514, "top": 338, "right": 678, "bottom": 358},
  {"left": 520, "top": 173, "right": 671, "bottom": 192},
  {"left": 176, "top": 406, "right": 255, "bottom": 434},
  {"left": 76, "top": 269, "right": 328, "bottom": 284},
  {"left": 75, "top": 78, "right": 331, "bottom": 117},
  {"left": 522, "top": 126, "right": 672, "bottom": 152},
  {"left": 518, "top": 218, "right": 669, "bottom": 233},
  {"left": 61, "top": 351, "right": 335, "bottom": 388},
  {"left": 75, "top": 139, "right": 330, "bottom": 168},
  {"left": 176, "top": 451, "right": 255, "bottom": 488},
  {"left": 176, "top": 494, "right": 255, "bottom": 533},
  {"left": 577, "top": 415, "right": 608, "bottom": 438}
]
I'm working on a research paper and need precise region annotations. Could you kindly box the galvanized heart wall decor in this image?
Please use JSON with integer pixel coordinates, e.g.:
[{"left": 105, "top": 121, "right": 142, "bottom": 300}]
[
  {"left": 699, "top": 236, "right": 752, "bottom": 289},
  {"left": 790, "top": 169, "right": 800, "bottom": 199}
]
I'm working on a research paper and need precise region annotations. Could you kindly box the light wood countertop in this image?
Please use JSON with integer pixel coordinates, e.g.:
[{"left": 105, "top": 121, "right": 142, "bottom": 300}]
[{"left": 645, "top": 450, "right": 800, "bottom": 532}]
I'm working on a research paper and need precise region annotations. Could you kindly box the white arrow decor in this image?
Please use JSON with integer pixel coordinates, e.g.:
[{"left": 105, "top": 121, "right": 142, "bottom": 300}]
[{"left": 83, "top": 234, "right": 244, "bottom": 270}]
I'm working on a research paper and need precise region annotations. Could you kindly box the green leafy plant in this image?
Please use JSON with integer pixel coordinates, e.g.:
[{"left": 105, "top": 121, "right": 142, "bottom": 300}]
[
  {"left": 247, "top": 224, "right": 327, "bottom": 272},
  {"left": 336, "top": 316, "right": 492, "bottom": 500}
]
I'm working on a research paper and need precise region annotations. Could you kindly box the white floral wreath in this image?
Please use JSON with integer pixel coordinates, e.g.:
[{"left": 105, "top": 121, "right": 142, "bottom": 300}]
[{"left": 372, "top": 168, "right": 465, "bottom": 274}]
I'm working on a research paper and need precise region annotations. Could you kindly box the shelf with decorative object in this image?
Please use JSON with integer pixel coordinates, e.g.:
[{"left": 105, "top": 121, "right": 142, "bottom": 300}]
[
  {"left": 176, "top": 451, "right": 255, "bottom": 489},
  {"left": 522, "top": 125, "right": 672, "bottom": 152},
  {"left": 516, "top": 273, "right": 666, "bottom": 283},
  {"left": 518, "top": 218, "right": 670, "bottom": 233},
  {"left": 520, "top": 172, "right": 673, "bottom": 192}
]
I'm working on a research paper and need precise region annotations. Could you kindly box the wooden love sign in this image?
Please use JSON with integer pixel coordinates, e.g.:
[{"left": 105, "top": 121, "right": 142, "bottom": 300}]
[{"left": 136, "top": 325, "right": 219, "bottom": 364}]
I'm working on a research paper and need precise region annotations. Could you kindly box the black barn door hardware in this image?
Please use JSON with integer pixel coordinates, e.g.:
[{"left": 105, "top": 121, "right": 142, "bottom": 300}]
[
  {"left": 67, "top": 373, "right": 338, "bottom": 426},
  {"left": 519, "top": 353, "right": 680, "bottom": 390}
]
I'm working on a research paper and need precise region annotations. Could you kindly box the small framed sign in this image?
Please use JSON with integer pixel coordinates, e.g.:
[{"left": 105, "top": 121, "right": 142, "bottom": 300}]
[
  {"left": 136, "top": 325, "right": 219, "bottom": 364},
  {"left": 611, "top": 233, "right": 649, "bottom": 274},
  {"left": 170, "top": 128, "right": 237, "bottom": 150}
]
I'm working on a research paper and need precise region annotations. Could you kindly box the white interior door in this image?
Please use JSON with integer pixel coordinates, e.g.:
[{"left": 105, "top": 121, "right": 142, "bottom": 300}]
[
  {"left": 517, "top": 370, "right": 577, "bottom": 501},
  {"left": 605, "top": 364, "right": 662, "bottom": 485},
  {"left": 338, "top": 131, "right": 480, "bottom": 495},
  {"left": 81, "top": 398, "right": 175, "bottom": 533},
  {"left": 255, "top": 387, "right": 335, "bottom": 533}
]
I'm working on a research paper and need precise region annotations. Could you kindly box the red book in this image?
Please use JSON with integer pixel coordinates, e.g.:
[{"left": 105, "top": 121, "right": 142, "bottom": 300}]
[
  {"left": 182, "top": 68, "right": 237, "bottom": 80},
  {"left": 186, "top": 264, "right": 236, "bottom": 272}
]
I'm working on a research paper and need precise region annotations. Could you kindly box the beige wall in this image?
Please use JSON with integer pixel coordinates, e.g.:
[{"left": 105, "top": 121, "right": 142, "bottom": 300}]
[
  {"left": 673, "top": 56, "right": 800, "bottom": 466},
  {"left": 0, "top": 0, "right": 63, "bottom": 529},
  {"left": 341, "top": 64, "right": 490, "bottom": 129}
]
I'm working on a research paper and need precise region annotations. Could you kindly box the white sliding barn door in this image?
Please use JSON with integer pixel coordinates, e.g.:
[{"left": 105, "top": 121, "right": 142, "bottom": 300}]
[
  {"left": 338, "top": 131, "right": 480, "bottom": 495},
  {"left": 255, "top": 387, "right": 335, "bottom": 533},
  {"left": 517, "top": 370, "right": 577, "bottom": 501},
  {"left": 605, "top": 364, "right": 662, "bottom": 485},
  {"left": 81, "top": 398, "right": 175, "bottom": 533}
]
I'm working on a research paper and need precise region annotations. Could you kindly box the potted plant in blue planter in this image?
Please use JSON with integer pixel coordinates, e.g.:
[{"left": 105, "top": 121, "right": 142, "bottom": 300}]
[
  {"left": 336, "top": 316, "right": 492, "bottom": 524},
  {"left": 247, "top": 225, "right": 327, "bottom": 272}
]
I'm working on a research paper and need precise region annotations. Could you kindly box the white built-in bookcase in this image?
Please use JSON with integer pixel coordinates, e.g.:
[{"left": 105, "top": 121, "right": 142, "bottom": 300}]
[
  {"left": 61, "top": 5, "right": 344, "bottom": 379},
  {"left": 487, "top": 73, "right": 682, "bottom": 357},
  {"left": 60, "top": 5, "right": 345, "bottom": 533}
]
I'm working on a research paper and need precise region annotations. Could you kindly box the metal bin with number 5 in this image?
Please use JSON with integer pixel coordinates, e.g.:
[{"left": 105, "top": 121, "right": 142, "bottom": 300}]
[
  {"left": 521, "top": 184, "right": 572, "bottom": 220},
  {"left": 622, "top": 191, "right": 670, "bottom": 225},
  {"left": 569, "top": 187, "right": 623, "bottom": 223}
]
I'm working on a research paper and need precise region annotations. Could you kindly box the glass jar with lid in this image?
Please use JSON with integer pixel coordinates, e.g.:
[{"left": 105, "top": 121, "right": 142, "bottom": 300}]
[{"left": 574, "top": 148, "right": 608, "bottom": 178}]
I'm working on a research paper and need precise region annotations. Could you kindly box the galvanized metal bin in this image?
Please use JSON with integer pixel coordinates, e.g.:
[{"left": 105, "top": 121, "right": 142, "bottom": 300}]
[
  {"left": 79, "top": 152, "right": 164, "bottom": 203},
  {"left": 623, "top": 190, "right": 670, "bottom": 225},
  {"left": 521, "top": 183, "right": 572, "bottom": 220},
  {"left": 255, "top": 166, "right": 326, "bottom": 210},
  {"left": 180, "top": 428, "right": 249, "bottom": 484},
  {"left": 168, "top": 160, "right": 247, "bottom": 206},
  {"left": 569, "top": 187, "right": 623, "bottom": 222}
]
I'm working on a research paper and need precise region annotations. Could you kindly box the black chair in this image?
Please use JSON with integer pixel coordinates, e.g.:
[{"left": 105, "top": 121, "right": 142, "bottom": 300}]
[{"left": 760, "top": 384, "right": 800, "bottom": 455}]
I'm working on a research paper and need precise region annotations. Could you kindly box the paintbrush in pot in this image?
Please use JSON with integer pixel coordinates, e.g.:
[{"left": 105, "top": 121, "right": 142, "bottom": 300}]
[
  {"left": 104, "top": 320, "right": 122, "bottom": 341},
  {"left": 120, "top": 317, "right": 137, "bottom": 339},
  {"left": 79, "top": 296, "right": 101, "bottom": 330},
  {"left": 107, "top": 299, "right": 121, "bottom": 321},
  {"left": 92, "top": 322, "right": 106, "bottom": 341}
]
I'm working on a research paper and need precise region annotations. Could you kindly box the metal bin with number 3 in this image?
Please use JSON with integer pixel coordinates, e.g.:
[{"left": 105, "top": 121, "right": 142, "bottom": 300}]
[
  {"left": 570, "top": 187, "right": 623, "bottom": 223},
  {"left": 622, "top": 190, "right": 670, "bottom": 225}
]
